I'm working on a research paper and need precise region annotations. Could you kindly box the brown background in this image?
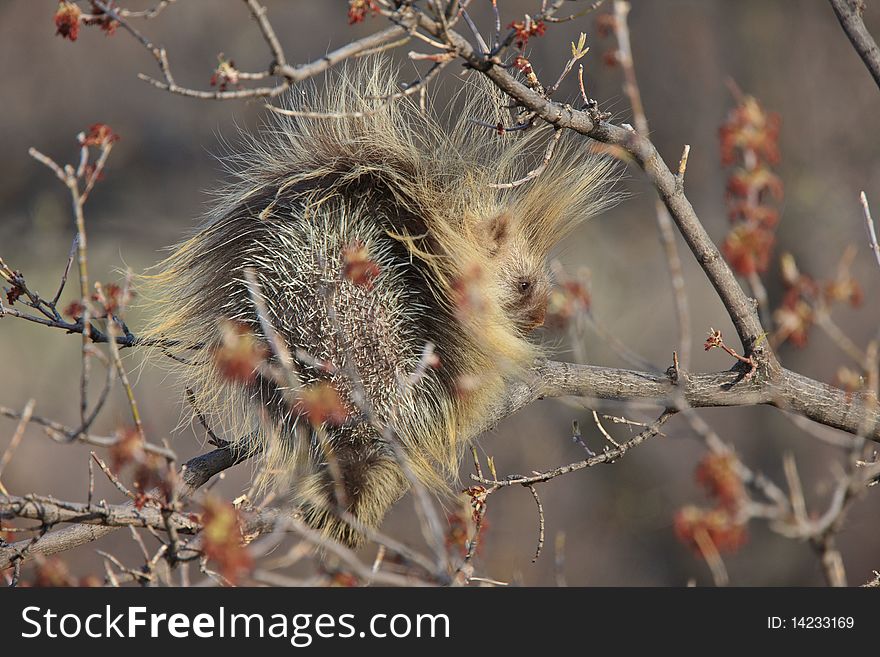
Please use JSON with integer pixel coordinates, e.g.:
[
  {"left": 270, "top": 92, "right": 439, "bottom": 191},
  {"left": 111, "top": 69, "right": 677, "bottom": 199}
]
[{"left": 1, "top": 0, "right": 879, "bottom": 585}]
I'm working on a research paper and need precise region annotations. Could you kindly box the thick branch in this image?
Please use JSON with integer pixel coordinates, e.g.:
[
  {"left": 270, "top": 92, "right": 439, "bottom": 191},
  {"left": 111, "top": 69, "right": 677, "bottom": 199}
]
[
  {"left": 481, "top": 360, "right": 880, "bottom": 442},
  {"left": 0, "top": 442, "right": 253, "bottom": 569},
  {"left": 829, "top": 0, "right": 880, "bottom": 91},
  {"left": 1, "top": 495, "right": 200, "bottom": 533}
]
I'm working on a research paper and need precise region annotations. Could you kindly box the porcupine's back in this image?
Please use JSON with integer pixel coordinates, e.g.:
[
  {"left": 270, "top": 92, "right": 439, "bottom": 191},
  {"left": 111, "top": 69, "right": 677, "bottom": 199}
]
[{"left": 140, "top": 58, "right": 619, "bottom": 544}]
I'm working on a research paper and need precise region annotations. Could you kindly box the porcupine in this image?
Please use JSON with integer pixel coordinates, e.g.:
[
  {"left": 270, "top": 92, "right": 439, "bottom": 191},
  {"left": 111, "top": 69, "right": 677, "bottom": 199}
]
[{"left": 141, "top": 59, "right": 617, "bottom": 547}]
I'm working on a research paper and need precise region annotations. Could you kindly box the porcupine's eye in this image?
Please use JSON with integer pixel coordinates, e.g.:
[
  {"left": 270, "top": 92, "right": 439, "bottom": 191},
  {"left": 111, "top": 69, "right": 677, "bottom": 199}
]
[{"left": 518, "top": 278, "right": 532, "bottom": 294}]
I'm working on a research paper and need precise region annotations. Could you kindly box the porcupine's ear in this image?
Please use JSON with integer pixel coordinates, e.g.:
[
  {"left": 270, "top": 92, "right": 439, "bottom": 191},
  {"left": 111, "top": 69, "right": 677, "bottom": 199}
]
[{"left": 474, "top": 212, "right": 511, "bottom": 256}]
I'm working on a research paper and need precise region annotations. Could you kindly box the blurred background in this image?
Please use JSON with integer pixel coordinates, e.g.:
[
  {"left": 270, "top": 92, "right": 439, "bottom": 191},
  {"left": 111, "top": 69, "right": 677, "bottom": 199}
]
[{"left": 1, "top": 0, "right": 879, "bottom": 586}]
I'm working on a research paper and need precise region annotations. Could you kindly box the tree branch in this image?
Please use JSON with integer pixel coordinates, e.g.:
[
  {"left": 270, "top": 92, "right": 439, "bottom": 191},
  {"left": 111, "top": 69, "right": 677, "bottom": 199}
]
[
  {"left": 481, "top": 360, "right": 879, "bottom": 442},
  {"left": 1, "top": 494, "right": 201, "bottom": 533},
  {"left": 0, "top": 442, "right": 253, "bottom": 569},
  {"left": 829, "top": 0, "right": 880, "bottom": 91}
]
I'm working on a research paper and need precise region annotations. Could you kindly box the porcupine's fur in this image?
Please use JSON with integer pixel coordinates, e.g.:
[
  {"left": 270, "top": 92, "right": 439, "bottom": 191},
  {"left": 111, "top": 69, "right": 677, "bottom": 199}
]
[{"left": 140, "top": 58, "right": 618, "bottom": 547}]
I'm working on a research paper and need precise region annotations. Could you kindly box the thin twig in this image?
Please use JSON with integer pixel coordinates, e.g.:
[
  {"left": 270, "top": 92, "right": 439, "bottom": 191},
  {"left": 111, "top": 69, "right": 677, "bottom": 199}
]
[
  {"left": 861, "top": 191, "right": 880, "bottom": 271},
  {"left": 0, "top": 400, "right": 36, "bottom": 493},
  {"left": 473, "top": 411, "right": 675, "bottom": 487},
  {"left": 91, "top": 453, "right": 137, "bottom": 501},
  {"left": 525, "top": 484, "right": 545, "bottom": 563},
  {"left": 612, "top": 0, "right": 692, "bottom": 370}
]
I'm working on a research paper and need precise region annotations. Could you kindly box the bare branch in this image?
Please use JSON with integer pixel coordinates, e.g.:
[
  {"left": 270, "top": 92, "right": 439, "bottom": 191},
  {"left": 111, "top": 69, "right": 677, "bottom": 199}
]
[
  {"left": 483, "top": 360, "right": 880, "bottom": 443},
  {"left": 0, "top": 442, "right": 253, "bottom": 570},
  {"left": 861, "top": 191, "right": 880, "bottom": 270},
  {"left": 0, "top": 400, "right": 35, "bottom": 493},
  {"left": 473, "top": 410, "right": 675, "bottom": 487},
  {"left": 0, "top": 494, "right": 201, "bottom": 534},
  {"left": 612, "top": 0, "right": 692, "bottom": 369},
  {"left": 829, "top": 0, "right": 880, "bottom": 92}
]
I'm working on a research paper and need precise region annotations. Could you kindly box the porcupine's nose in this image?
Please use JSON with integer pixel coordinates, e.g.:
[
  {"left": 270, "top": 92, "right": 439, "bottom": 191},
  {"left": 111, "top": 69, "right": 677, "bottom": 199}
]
[
  {"left": 530, "top": 306, "right": 546, "bottom": 329},
  {"left": 524, "top": 300, "right": 546, "bottom": 330}
]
